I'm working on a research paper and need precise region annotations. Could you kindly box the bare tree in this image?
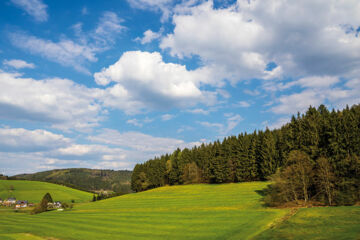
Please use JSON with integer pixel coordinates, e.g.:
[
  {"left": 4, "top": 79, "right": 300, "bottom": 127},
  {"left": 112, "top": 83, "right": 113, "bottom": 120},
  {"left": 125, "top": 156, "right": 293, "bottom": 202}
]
[
  {"left": 317, "top": 157, "right": 335, "bottom": 205},
  {"left": 286, "top": 150, "right": 313, "bottom": 204}
]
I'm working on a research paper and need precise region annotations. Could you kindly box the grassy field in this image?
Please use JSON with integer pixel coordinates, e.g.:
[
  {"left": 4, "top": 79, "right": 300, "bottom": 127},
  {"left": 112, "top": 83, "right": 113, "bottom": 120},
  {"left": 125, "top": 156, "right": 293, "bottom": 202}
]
[
  {"left": 0, "top": 180, "right": 93, "bottom": 203},
  {"left": 0, "top": 181, "right": 359, "bottom": 240},
  {"left": 255, "top": 206, "right": 360, "bottom": 240},
  {"left": 0, "top": 182, "right": 289, "bottom": 240}
]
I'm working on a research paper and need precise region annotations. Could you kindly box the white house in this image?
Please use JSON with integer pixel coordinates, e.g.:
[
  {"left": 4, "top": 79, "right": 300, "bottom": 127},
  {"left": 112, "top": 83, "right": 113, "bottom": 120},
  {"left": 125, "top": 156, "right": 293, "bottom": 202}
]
[{"left": 5, "top": 198, "right": 16, "bottom": 205}]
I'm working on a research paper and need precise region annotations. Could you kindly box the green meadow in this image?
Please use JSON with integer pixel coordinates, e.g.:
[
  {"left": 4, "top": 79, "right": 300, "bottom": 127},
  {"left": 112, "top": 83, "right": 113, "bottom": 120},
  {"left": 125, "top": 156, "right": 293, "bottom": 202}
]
[
  {"left": 255, "top": 206, "right": 360, "bottom": 240},
  {"left": 0, "top": 181, "right": 359, "bottom": 240},
  {"left": 0, "top": 180, "right": 93, "bottom": 203}
]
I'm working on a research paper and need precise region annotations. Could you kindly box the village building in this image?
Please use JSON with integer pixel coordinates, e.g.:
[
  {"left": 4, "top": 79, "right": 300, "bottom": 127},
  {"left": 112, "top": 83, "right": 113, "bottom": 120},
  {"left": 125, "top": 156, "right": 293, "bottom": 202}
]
[
  {"left": 48, "top": 201, "right": 62, "bottom": 208},
  {"left": 15, "top": 200, "right": 28, "bottom": 208},
  {"left": 4, "top": 197, "right": 16, "bottom": 206},
  {"left": 54, "top": 201, "right": 62, "bottom": 208}
]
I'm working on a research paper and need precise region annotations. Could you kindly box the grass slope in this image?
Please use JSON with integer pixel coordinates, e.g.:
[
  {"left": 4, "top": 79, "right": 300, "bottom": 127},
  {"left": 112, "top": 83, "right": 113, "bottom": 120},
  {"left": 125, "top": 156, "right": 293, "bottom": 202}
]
[
  {"left": 0, "top": 182, "right": 288, "bottom": 240},
  {"left": 0, "top": 182, "right": 359, "bottom": 240},
  {"left": 254, "top": 206, "right": 360, "bottom": 240},
  {"left": 0, "top": 180, "right": 93, "bottom": 203}
]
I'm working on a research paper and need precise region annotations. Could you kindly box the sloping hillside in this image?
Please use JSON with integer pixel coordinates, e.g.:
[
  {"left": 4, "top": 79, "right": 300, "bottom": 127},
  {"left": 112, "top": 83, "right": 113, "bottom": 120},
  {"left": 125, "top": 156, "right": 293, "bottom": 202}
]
[
  {"left": 0, "top": 182, "right": 288, "bottom": 239},
  {"left": 0, "top": 180, "right": 93, "bottom": 203},
  {"left": 14, "top": 168, "right": 132, "bottom": 193},
  {"left": 1, "top": 182, "right": 358, "bottom": 239},
  {"left": 254, "top": 206, "right": 360, "bottom": 240}
]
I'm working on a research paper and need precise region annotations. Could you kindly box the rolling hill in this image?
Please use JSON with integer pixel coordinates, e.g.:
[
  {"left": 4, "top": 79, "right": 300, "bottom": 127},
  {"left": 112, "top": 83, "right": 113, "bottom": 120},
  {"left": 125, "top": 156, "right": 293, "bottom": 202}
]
[
  {"left": 0, "top": 180, "right": 93, "bottom": 203},
  {"left": 0, "top": 182, "right": 358, "bottom": 239},
  {"left": 14, "top": 168, "right": 132, "bottom": 193}
]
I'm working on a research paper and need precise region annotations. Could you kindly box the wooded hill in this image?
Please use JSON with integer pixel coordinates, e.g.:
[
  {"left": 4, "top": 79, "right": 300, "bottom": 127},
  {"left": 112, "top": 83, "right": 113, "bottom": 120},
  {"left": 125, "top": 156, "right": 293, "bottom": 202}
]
[
  {"left": 14, "top": 168, "right": 132, "bottom": 194},
  {"left": 131, "top": 104, "right": 360, "bottom": 206}
]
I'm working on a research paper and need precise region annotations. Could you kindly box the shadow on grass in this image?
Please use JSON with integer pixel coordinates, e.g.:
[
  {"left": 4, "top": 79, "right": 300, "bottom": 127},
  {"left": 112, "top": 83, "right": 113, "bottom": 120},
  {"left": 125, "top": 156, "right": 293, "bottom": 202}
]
[{"left": 255, "top": 188, "right": 272, "bottom": 207}]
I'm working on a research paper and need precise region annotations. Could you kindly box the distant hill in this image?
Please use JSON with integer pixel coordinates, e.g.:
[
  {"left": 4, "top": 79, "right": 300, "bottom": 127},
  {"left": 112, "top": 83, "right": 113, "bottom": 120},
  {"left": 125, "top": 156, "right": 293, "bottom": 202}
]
[
  {"left": 0, "top": 180, "right": 93, "bottom": 203},
  {"left": 14, "top": 168, "right": 132, "bottom": 194}
]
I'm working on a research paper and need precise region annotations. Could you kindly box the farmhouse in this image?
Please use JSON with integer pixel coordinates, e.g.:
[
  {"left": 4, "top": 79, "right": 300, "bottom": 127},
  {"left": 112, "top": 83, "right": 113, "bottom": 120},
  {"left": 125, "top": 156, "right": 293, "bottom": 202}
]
[
  {"left": 54, "top": 201, "right": 62, "bottom": 208},
  {"left": 5, "top": 198, "right": 16, "bottom": 205},
  {"left": 15, "top": 200, "right": 28, "bottom": 208},
  {"left": 48, "top": 201, "right": 62, "bottom": 208}
]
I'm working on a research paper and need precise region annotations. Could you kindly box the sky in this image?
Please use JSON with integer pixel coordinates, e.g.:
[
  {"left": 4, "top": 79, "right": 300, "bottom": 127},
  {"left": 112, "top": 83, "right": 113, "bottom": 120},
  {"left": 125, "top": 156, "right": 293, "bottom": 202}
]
[{"left": 0, "top": 0, "right": 359, "bottom": 175}]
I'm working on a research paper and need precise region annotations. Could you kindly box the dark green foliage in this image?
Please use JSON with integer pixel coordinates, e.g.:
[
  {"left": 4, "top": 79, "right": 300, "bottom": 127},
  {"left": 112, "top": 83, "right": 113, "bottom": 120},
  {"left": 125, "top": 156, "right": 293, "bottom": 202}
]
[
  {"left": 131, "top": 104, "right": 360, "bottom": 206},
  {"left": 0, "top": 174, "right": 8, "bottom": 180},
  {"left": 43, "top": 192, "right": 53, "bottom": 203},
  {"left": 14, "top": 168, "right": 132, "bottom": 194},
  {"left": 32, "top": 192, "right": 53, "bottom": 214}
]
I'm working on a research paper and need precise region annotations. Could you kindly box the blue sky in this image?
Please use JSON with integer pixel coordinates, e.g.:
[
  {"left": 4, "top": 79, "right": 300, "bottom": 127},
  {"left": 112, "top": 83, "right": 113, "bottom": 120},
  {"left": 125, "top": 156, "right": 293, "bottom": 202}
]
[{"left": 0, "top": 0, "right": 359, "bottom": 175}]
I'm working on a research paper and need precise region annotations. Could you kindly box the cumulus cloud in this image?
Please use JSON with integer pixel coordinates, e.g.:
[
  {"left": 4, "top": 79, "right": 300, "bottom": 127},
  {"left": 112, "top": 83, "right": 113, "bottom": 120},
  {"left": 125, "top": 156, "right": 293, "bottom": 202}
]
[
  {"left": 94, "top": 51, "right": 218, "bottom": 113},
  {"left": 0, "top": 71, "right": 103, "bottom": 131},
  {"left": 0, "top": 127, "right": 70, "bottom": 152},
  {"left": 135, "top": 29, "right": 163, "bottom": 44},
  {"left": 3, "top": 59, "right": 35, "bottom": 69},
  {"left": 11, "top": 0, "right": 48, "bottom": 22},
  {"left": 161, "top": 1, "right": 276, "bottom": 83},
  {"left": 161, "top": 0, "right": 360, "bottom": 83}
]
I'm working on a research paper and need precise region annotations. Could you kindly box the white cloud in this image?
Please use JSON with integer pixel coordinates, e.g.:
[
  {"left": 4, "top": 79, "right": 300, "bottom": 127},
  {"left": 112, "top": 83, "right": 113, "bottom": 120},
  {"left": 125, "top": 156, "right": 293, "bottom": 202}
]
[
  {"left": 127, "top": 118, "right": 143, "bottom": 127},
  {"left": 93, "top": 11, "right": 125, "bottom": 47},
  {"left": 0, "top": 125, "right": 202, "bottom": 175},
  {"left": 0, "top": 71, "right": 103, "bottom": 131},
  {"left": 235, "top": 101, "right": 251, "bottom": 107},
  {"left": 9, "top": 12, "right": 124, "bottom": 74},
  {"left": 9, "top": 32, "right": 97, "bottom": 74},
  {"left": 264, "top": 117, "right": 290, "bottom": 130},
  {"left": 56, "top": 144, "right": 127, "bottom": 160},
  {"left": 11, "top": 0, "right": 48, "bottom": 22},
  {"left": 270, "top": 76, "right": 360, "bottom": 115},
  {"left": 126, "top": 117, "right": 154, "bottom": 127},
  {"left": 199, "top": 113, "right": 243, "bottom": 135},
  {"left": 161, "top": 1, "right": 275, "bottom": 83},
  {"left": 271, "top": 90, "right": 324, "bottom": 115},
  {"left": 135, "top": 29, "right": 163, "bottom": 44},
  {"left": 277, "top": 76, "right": 340, "bottom": 91},
  {"left": 3, "top": 59, "right": 35, "bottom": 69},
  {"left": 94, "top": 51, "right": 218, "bottom": 113},
  {"left": 244, "top": 89, "right": 260, "bottom": 96},
  {"left": 226, "top": 114, "right": 243, "bottom": 133},
  {"left": 0, "top": 127, "right": 70, "bottom": 152},
  {"left": 161, "top": 114, "right": 174, "bottom": 121},
  {"left": 187, "top": 108, "right": 210, "bottom": 115},
  {"left": 127, "top": 0, "right": 174, "bottom": 21},
  {"left": 88, "top": 128, "right": 200, "bottom": 153},
  {"left": 161, "top": 0, "right": 360, "bottom": 84}
]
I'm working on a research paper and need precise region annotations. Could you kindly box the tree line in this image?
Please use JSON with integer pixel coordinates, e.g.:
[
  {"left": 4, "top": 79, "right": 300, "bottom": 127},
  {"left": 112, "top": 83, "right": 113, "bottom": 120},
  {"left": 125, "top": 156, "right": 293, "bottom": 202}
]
[{"left": 131, "top": 104, "right": 360, "bottom": 206}]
